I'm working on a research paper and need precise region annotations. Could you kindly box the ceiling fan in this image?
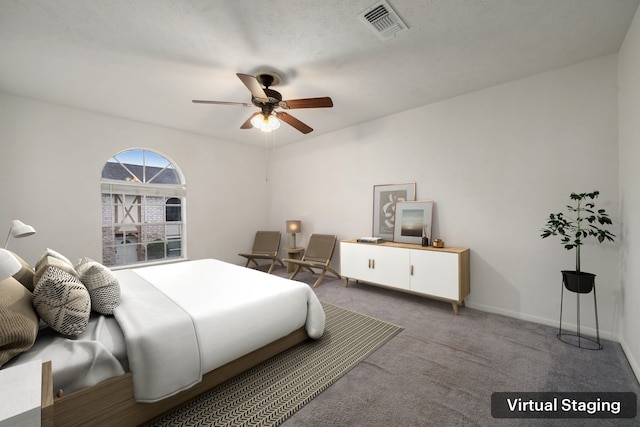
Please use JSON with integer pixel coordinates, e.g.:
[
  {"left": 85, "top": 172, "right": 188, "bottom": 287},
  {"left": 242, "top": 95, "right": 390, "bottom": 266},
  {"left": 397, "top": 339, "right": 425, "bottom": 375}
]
[{"left": 192, "top": 72, "right": 333, "bottom": 134}]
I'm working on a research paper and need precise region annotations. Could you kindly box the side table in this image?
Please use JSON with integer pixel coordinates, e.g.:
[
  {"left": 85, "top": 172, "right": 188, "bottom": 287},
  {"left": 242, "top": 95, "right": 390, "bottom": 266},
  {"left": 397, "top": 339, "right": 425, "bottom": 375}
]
[
  {"left": 283, "top": 247, "right": 304, "bottom": 273},
  {"left": 0, "top": 360, "right": 44, "bottom": 426}
]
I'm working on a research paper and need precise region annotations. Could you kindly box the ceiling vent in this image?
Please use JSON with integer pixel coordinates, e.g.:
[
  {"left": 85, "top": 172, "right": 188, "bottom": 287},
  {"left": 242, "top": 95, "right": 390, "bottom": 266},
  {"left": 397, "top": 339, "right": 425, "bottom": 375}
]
[{"left": 358, "top": 0, "right": 408, "bottom": 41}]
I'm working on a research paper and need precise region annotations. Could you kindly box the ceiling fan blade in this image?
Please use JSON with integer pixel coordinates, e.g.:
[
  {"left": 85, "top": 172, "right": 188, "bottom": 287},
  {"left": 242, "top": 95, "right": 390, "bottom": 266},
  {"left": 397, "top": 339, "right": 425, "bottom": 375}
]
[
  {"left": 236, "top": 73, "right": 268, "bottom": 101},
  {"left": 279, "top": 97, "right": 333, "bottom": 109},
  {"left": 241, "top": 112, "right": 261, "bottom": 129},
  {"left": 192, "top": 100, "right": 252, "bottom": 107},
  {"left": 275, "top": 111, "right": 313, "bottom": 134}
]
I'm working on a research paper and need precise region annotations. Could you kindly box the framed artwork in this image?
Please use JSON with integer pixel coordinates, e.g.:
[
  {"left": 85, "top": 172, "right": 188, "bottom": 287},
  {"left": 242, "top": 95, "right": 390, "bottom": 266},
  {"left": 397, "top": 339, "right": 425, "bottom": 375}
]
[
  {"left": 372, "top": 182, "right": 416, "bottom": 240},
  {"left": 393, "top": 200, "right": 434, "bottom": 244}
]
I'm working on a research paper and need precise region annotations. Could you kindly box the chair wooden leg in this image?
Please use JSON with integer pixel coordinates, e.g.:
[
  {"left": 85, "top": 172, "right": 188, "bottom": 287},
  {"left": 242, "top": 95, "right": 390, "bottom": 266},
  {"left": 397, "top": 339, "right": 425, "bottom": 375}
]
[
  {"left": 289, "top": 265, "right": 302, "bottom": 281},
  {"left": 313, "top": 270, "right": 328, "bottom": 288},
  {"left": 267, "top": 260, "right": 276, "bottom": 274},
  {"left": 326, "top": 267, "right": 341, "bottom": 280}
]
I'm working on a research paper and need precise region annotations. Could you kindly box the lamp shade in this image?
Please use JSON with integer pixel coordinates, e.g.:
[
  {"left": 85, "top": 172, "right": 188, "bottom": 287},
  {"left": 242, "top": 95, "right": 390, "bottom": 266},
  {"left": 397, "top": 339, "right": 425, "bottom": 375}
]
[
  {"left": 286, "top": 220, "right": 302, "bottom": 234},
  {"left": 9, "top": 220, "right": 36, "bottom": 239},
  {"left": 0, "top": 248, "right": 21, "bottom": 281},
  {"left": 5, "top": 220, "right": 36, "bottom": 248}
]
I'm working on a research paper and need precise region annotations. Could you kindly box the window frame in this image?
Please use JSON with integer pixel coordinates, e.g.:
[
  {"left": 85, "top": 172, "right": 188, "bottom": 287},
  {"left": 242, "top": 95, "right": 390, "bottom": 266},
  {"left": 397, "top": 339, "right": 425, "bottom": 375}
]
[{"left": 100, "top": 149, "right": 186, "bottom": 268}]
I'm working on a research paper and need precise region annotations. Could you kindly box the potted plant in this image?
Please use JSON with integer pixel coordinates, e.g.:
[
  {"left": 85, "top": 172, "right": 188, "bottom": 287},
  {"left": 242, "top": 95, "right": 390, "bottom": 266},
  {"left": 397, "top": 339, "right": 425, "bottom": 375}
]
[{"left": 540, "top": 191, "right": 615, "bottom": 293}]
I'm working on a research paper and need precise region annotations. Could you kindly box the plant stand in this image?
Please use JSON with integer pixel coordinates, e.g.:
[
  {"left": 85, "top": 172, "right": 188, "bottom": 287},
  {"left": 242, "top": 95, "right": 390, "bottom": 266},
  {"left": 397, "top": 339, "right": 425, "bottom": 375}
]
[{"left": 557, "top": 270, "right": 602, "bottom": 350}]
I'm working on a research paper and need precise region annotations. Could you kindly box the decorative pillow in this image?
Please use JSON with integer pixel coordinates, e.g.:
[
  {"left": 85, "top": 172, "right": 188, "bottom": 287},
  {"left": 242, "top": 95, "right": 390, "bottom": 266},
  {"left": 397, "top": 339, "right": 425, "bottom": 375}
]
[
  {"left": 8, "top": 251, "right": 36, "bottom": 291},
  {"left": 35, "top": 248, "right": 73, "bottom": 271},
  {"left": 0, "top": 277, "right": 39, "bottom": 368},
  {"left": 32, "top": 266, "right": 90, "bottom": 337},
  {"left": 33, "top": 256, "right": 79, "bottom": 290},
  {"left": 75, "top": 257, "right": 121, "bottom": 315}
]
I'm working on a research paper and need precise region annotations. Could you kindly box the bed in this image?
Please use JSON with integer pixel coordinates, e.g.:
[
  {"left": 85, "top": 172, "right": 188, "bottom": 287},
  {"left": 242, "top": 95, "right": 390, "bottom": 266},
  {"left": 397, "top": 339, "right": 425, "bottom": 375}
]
[{"left": 1, "top": 256, "right": 325, "bottom": 426}]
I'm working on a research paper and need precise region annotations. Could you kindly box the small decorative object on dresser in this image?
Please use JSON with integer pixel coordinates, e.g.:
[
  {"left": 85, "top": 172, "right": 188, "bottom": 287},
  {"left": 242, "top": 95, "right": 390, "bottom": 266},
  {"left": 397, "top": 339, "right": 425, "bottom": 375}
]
[
  {"left": 432, "top": 239, "right": 444, "bottom": 248},
  {"left": 340, "top": 239, "right": 470, "bottom": 314}
]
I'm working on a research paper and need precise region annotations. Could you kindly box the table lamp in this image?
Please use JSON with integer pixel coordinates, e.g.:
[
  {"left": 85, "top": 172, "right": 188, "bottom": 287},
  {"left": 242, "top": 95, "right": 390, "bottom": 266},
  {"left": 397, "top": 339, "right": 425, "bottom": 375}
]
[
  {"left": 286, "top": 220, "right": 302, "bottom": 248},
  {"left": 4, "top": 220, "right": 36, "bottom": 249},
  {"left": 0, "top": 248, "right": 21, "bottom": 281}
]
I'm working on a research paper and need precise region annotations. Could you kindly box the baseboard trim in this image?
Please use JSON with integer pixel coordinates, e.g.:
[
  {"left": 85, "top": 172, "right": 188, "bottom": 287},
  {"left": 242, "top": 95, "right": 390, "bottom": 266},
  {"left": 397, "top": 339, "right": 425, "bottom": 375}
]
[{"left": 465, "top": 301, "right": 619, "bottom": 342}]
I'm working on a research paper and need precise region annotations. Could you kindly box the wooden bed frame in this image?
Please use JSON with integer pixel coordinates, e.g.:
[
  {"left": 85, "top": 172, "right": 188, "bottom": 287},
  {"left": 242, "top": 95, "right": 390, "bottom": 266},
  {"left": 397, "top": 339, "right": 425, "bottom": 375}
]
[{"left": 41, "top": 327, "right": 309, "bottom": 426}]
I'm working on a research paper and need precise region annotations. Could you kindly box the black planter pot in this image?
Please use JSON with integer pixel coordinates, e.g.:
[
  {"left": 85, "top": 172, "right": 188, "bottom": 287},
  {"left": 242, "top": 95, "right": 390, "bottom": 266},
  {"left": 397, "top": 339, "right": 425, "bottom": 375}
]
[
  {"left": 561, "top": 270, "right": 595, "bottom": 294},
  {"left": 558, "top": 270, "right": 602, "bottom": 350}
]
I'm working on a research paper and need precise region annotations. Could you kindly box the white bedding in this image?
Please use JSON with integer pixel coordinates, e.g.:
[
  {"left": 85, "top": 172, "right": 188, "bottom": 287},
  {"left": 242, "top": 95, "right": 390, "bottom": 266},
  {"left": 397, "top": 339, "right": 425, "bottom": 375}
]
[
  {"left": 4, "top": 258, "right": 325, "bottom": 402},
  {"left": 112, "top": 258, "right": 325, "bottom": 402},
  {"left": 2, "top": 314, "right": 128, "bottom": 394}
]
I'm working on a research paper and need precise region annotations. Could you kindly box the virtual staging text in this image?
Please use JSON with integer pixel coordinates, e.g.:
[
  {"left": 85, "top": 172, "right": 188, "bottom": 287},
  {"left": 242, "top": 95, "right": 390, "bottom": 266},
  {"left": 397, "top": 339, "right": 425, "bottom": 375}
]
[{"left": 491, "top": 392, "right": 636, "bottom": 419}]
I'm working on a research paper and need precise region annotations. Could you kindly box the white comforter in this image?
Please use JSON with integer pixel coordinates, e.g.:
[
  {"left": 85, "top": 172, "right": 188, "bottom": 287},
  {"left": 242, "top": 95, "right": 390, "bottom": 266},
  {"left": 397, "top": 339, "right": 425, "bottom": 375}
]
[
  {"left": 112, "top": 258, "right": 325, "bottom": 402},
  {"left": 2, "top": 314, "right": 128, "bottom": 394}
]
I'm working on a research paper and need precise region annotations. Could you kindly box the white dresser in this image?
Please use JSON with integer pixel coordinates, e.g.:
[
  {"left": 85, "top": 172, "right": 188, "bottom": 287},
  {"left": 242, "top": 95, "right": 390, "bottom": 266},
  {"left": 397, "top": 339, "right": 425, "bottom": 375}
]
[{"left": 340, "top": 239, "right": 470, "bottom": 314}]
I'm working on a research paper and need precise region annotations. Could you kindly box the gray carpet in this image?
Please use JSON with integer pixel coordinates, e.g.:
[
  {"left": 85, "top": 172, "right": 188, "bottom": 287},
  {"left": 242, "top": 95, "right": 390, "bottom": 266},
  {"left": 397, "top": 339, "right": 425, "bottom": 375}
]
[
  {"left": 278, "top": 268, "right": 640, "bottom": 427},
  {"left": 146, "top": 301, "right": 403, "bottom": 426}
]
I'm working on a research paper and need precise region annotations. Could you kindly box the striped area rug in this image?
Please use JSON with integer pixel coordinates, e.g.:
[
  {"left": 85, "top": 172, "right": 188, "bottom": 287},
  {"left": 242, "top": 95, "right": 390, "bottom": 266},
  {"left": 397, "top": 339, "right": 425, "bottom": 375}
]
[{"left": 147, "top": 302, "right": 403, "bottom": 426}]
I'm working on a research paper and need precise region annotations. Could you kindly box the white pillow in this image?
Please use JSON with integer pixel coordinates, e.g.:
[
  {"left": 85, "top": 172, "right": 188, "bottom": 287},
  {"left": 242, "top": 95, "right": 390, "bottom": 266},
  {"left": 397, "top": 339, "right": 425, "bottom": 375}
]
[{"left": 35, "top": 248, "right": 73, "bottom": 270}]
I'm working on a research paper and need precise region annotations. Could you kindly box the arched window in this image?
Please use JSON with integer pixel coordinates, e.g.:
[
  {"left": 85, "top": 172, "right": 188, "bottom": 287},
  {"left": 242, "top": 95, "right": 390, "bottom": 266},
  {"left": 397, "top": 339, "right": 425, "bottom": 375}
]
[{"left": 100, "top": 149, "right": 186, "bottom": 267}]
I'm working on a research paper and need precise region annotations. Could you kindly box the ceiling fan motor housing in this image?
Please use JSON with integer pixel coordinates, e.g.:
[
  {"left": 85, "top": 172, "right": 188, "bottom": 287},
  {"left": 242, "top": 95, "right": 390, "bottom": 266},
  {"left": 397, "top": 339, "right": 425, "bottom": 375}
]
[{"left": 252, "top": 88, "right": 282, "bottom": 108}]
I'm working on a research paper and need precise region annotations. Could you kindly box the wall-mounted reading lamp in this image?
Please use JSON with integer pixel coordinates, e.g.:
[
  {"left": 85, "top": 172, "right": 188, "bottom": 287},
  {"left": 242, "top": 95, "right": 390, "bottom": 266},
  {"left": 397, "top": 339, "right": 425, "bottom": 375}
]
[{"left": 4, "top": 220, "right": 36, "bottom": 249}]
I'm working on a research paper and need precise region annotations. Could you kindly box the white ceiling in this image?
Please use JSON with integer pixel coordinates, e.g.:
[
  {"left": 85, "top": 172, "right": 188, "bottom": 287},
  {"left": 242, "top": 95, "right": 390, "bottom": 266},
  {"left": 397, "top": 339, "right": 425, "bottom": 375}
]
[{"left": 0, "top": 0, "right": 638, "bottom": 147}]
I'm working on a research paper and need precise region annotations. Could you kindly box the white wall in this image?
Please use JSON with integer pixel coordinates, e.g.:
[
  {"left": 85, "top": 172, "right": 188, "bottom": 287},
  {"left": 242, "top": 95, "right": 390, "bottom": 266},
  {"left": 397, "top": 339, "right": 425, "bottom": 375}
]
[
  {"left": 269, "top": 55, "right": 621, "bottom": 339},
  {"left": 0, "top": 92, "right": 271, "bottom": 266},
  {"left": 618, "top": 6, "right": 640, "bottom": 380}
]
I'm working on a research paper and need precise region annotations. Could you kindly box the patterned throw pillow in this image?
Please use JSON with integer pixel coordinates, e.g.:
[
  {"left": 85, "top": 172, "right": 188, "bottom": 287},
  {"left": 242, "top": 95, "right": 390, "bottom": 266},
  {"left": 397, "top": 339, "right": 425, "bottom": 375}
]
[
  {"left": 0, "top": 277, "right": 39, "bottom": 367},
  {"left": 33, "top": 256, "right": 79, "bottom": 291},
  {"left": 33, "top": 266, "right": 91, "bottom": 336},
  {"left": 75, "top": 257, "right": 121, "bottom": 315}
]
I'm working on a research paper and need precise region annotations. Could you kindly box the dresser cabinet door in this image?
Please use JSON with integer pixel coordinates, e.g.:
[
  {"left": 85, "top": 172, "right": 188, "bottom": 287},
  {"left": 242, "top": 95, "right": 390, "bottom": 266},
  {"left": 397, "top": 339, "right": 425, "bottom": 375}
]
[
  {"left": 409, "top": 249, "right": 460, "bottom": 300},
  {"left": 340, "top": 242, "right": 372, "bottom": 281},
  {"left": 369, "top": 245, "right": 410, "bottom": 290}
]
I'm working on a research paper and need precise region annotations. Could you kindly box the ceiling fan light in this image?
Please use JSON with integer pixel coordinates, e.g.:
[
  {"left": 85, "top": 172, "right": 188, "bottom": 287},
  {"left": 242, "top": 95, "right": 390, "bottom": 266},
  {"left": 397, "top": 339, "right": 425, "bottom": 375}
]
[
  {"left": 250, "top": 114, "right": 264, "bottom": 128},
  {"left": 251, "top": 114, "right": 280, "bottom": 132},
  {"left": 267, "top": 115, "right": 280, "bottom": 131}
]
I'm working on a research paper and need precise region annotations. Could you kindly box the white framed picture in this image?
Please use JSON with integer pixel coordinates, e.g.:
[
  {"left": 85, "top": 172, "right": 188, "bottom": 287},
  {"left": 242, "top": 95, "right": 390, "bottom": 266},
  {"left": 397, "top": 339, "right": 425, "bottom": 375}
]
[{"left": 393, "top": 200, "right": 434, "bottom": 244}]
